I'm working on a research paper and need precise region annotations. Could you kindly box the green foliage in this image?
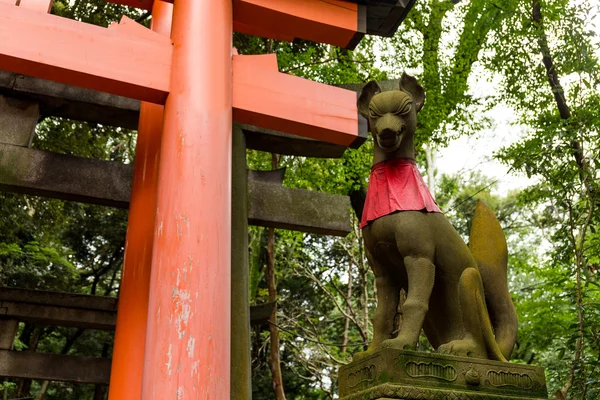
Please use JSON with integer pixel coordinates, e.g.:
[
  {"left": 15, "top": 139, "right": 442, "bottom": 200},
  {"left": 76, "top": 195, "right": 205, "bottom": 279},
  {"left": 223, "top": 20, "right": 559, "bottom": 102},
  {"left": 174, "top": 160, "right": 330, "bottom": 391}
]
[
  {"left": 52, "top": 0, "right": 147, "bottom": 27},
  {"left": 481, "top": 0, "right": 600, "bottom": 398},
  {"left": 377, "top": 0, "right": 506, "bottom": 149}
]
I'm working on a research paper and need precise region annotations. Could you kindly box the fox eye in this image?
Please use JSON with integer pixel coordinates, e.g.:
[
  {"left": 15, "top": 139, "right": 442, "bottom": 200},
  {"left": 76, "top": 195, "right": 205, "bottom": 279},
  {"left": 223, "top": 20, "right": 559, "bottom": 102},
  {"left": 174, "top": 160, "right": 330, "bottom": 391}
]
[{"left": 396, "top": 102, "right": 412, "bottom": 115}]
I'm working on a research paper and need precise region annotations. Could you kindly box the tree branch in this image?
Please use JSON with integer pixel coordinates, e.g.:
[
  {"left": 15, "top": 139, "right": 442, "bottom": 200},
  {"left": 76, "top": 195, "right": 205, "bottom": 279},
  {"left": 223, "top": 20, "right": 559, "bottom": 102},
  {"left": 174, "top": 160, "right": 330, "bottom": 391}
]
[{"left": 266, "top": 152, "right": 286, "bottom": 400}]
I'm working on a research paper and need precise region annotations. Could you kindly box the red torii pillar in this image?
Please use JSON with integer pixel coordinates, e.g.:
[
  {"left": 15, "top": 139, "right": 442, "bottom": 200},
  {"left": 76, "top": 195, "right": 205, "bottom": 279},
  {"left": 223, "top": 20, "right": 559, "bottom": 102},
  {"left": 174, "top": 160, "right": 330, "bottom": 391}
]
[
  {"left": 141, "top": 0, "right": 232, "bottom": 398},
  {"left": 107, "top": 1, "right": 172, "bottom": 399}
]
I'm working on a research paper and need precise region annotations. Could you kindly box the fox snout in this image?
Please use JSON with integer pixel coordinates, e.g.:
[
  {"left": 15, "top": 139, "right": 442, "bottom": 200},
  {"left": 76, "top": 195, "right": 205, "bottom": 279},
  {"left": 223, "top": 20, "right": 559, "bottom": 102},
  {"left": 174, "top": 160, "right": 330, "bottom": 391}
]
[
  {"left": 374, "top": 114, "right": 406, "bottom": 152},
  {"left": 375, "top": 113, "right": 405, "bottom": 137}
]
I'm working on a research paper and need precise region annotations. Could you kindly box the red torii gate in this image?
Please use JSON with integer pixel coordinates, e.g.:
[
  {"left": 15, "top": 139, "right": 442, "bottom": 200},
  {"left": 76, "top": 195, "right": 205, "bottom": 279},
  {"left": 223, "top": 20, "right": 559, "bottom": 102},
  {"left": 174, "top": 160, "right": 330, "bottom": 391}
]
[{"left": 0, "top": 0, "right": 412, "bottom": 398}]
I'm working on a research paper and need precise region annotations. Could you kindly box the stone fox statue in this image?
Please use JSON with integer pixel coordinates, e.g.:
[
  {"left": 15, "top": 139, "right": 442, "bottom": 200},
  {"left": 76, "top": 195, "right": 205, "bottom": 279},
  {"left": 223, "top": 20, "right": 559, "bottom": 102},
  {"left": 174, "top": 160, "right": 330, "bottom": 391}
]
[{"left": 353, "top": 74, "right": 518, "bottom": 362}]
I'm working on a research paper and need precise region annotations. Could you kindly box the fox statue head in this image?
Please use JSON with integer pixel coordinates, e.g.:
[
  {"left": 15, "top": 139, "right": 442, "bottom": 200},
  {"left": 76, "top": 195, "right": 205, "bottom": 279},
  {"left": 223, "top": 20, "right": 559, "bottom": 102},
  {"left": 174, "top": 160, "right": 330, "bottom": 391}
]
[{"left": 357, "top": 73, "right": 425, "bottom": 161}]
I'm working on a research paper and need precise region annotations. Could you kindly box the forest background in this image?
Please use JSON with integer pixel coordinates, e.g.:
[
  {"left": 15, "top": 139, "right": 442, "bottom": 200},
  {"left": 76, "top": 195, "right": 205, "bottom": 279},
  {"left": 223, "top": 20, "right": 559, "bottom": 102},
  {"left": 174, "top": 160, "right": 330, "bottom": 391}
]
[{"left": 1, "top": 0, "right": 599, "bottom": 399}]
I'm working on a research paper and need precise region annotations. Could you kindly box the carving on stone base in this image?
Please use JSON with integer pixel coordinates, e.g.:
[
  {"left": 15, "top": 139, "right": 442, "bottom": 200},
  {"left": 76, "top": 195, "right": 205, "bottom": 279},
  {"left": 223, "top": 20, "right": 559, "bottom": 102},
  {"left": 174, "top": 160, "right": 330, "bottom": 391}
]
[
  {"left": 486, "top": 370, "right": 533, "bottom": 389},
  {"left": 341, "top": 383, "right": 546, "bottom": 400},
  {"left": 405, "top": 361, "right": 456, "bottom": 382},
  {"left": 338, "top": 349, "right": 548, "bottom": 400},
  {"left": 348, "top": 364, "right": 378, "bottom": 388}
]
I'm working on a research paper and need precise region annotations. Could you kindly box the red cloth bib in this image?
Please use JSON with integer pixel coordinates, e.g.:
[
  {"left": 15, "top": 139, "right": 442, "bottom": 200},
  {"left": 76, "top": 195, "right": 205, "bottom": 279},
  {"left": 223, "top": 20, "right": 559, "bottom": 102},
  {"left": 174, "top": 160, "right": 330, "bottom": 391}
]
[{"left": 360, "top": 158, "right": 442, "bottom": 229}]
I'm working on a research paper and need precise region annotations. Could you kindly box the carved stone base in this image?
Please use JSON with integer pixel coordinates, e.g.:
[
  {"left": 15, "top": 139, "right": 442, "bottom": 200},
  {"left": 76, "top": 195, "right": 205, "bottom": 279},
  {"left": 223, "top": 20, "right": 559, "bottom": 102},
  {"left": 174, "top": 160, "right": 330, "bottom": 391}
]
[{"left": 339, "top": 349, "right": 548, "bottom": 400}]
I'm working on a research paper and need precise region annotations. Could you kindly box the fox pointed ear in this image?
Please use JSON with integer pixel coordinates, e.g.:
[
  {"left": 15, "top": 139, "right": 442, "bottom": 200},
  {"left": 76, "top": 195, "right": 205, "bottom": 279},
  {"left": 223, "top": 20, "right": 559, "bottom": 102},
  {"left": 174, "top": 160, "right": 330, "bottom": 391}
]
[
  {"left": 358, "top": 81, "right": 381, "bottom": 119},
  {"left": 400, "top": 73, "right": 425, "bottom": 112}
]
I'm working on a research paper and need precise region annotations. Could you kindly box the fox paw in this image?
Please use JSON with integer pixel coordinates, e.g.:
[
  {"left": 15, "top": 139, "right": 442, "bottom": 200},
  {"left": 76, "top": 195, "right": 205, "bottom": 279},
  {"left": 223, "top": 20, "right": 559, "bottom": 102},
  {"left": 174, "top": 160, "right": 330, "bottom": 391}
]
[
  {"left": 381, "top": 337, "right": 416, "bottom": 351},
  {"left": 352, "top": 349, "right": 377, "bottom": 362},
  {"left": 438, "top": 339, "right": 486, "bottom": 359}
]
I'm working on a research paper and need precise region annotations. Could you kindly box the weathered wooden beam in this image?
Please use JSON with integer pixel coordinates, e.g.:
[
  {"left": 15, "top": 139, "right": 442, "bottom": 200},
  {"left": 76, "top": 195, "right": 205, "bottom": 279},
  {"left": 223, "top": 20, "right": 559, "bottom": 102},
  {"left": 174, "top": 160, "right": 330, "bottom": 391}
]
[
  {"left": 0, "top": 320, "right": 17, "bottom": 350},
  {"left": 0, "top": 95, "right": 38, "bottom": 146},
  {"left": 0, "top": 7, "right": 172, "bottom": 103},
  {"left": 0, "top": 286, "right": 117, "bottom": 330},
  {"left": 248, "top": 179, "right": 351, "bottom": 236},
  {"left": 237, "top": 0, "right": 419, "bottom": 42},
  {"left": 248, "top": 302, "right": 275, "bottom": 327},
  {"left": 98, "top": 0, "right": 364, "bottom": 49},
  {"left": 0, "top": 71, "right": 140, "bottom": 129},
  {"left": 231, "top": 125, "right": 252, "bottom": 400},
  {"left": 0, "top": 286, "right": 116, "bottom": 311},
  {"left": 0, "top": 143, "right": 133, "bottom": 208},
  {"left": 0, "top": 287, "right": 276, "bottom": 329},
  {"left": 240, "top": 123, "right": 346, "bottom": 158},
  {"left": 0, "top": 72, "right": 351, "bottom": 158},
  {"left": 0, "top": 143, "right": 351, "bottom": 235},
  {"left": 1, "top": 9, "right": 364, "bottom": 146},
  {"left": 0, "top": 291, "right": 275, "bottom": 385},
  {"left": 0, "top": 301, "right": 115, "bottom": 330},
  {"left": 0, "top": 349, "right": 111, "bottom": 384}
]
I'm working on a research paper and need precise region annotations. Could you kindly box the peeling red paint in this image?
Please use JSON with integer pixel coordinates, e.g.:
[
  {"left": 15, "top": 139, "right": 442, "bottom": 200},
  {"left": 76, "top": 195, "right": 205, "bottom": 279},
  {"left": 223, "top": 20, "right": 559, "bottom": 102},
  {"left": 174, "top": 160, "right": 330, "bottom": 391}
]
[
  {"left": 106, "top": 2, "right": 173, "bottom": 399},
  {"left": 141, "top": 0, "right": 232, "bottom": 398}
]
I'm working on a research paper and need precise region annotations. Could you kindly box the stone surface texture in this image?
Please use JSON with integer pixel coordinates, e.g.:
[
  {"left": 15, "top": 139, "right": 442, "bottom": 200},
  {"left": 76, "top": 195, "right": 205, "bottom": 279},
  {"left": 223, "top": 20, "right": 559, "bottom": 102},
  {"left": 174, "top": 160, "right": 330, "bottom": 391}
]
[
  {"left": 247, "top": 178, "right": 351, "bottom": 236},
  {"left": 352, "top": 76, "right": 518, "bottom": 362},
  {"left": 339, "top": 349, "right": 548, "bottom": 400},
  {"left": 0, "top": 143, "right": 351, "bottom": 235},
  {"left": 0, "top": 95, "right": 39, "bottom": 146}
]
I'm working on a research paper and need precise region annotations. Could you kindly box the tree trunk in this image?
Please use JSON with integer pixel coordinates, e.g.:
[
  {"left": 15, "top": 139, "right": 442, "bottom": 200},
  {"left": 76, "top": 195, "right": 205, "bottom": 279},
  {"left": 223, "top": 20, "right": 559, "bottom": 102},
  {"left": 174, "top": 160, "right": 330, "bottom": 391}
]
[
  {"left": 359, "top": 261, "right": 370, "bottom": 350},
  {"left": 15, "top": 326, "right": 42, "bottom": 398},
  {"left": 35, "top": 329, "right": 84, "bottom": 400},
  {"left": 425, "top": 144, "right": 436, "bottom": 196},
  {"left": 341, "top": 258, "right": 353, "bottom": 353},
  {"left": 531, "top": 2, "right": 588, "bottom": 398},
  {"left": 93, "top": 341, "right": 110, "bottom": 400},
  {"left": 34, "top": 380, "right": 49, "bottom": 400},
  {"left": 531, "top": 0, "right": 588, "bottom": 182},
  {"left": 266, "top": 153, "right": 286, "bottom": 400},
  {"left": 355, "top": 237, "right": 370, "bottom": 350}
]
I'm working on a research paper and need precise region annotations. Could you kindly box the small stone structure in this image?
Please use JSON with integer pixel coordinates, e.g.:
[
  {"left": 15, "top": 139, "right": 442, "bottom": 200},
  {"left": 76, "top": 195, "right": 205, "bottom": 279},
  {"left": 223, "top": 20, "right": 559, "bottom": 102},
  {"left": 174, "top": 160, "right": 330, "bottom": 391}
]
[{"left": 339, "top": 349, "right": 548, "bottom": 400}]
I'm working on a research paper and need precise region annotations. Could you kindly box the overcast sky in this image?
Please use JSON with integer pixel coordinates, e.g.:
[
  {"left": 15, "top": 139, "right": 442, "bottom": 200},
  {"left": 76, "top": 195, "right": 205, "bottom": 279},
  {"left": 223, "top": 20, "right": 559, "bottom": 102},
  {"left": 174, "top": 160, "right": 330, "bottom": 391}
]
[{"left": 435, "top": 2, "right": 600, "bottom": 195}]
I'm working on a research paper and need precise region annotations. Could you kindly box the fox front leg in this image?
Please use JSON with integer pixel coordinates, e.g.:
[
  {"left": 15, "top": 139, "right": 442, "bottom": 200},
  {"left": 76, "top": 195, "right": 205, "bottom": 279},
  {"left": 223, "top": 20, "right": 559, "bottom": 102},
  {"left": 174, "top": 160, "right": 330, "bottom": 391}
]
[
  {"left": 353, "top": 250, "right": 400, "bottom": 361},
  {"left": 382, "top": 255, "right": 434, "bottom": 350}
]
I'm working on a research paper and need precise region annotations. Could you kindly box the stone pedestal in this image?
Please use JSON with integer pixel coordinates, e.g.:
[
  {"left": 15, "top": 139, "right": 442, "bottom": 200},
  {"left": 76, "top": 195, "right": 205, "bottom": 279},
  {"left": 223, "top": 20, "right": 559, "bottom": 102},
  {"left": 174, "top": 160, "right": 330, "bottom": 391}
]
[{"left": 339, "top": 349, "right": 548, "bottom": 400}]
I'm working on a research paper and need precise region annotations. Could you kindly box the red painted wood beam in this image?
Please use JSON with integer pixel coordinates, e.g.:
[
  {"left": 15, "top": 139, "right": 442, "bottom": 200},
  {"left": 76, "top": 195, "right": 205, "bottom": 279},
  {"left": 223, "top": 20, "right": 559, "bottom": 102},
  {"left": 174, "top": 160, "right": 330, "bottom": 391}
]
[
  {"left": 101, "top": 0, "right": 365, "bottom": 49},
  {"left": 233, "top": 0, "right": 365, "bottom": 49},
  {"left": 233, "top": 54, "right": 365, "bottom": 147},
  {"left": 107, "top": 2, "right": 172, "bottom": 400},
  {"left": 0, "top": 3, "right": 171, "bottom": 104},
  {"left": 17, "top": 0, "right": 53, "bottom": 13},
  {"left": 0, "top": 4, "right": 363, "bottom": 147},
  {"left": 107, "top": 0, "right": 154, "bottom": 11}
]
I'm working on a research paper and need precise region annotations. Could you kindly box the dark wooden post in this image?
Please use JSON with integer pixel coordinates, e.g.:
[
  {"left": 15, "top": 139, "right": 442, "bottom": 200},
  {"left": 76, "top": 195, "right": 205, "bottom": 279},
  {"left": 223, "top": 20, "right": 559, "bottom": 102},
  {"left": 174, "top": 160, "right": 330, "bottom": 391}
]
[{"left": 231, "top": 124, "right": 252, "bottom": 399}]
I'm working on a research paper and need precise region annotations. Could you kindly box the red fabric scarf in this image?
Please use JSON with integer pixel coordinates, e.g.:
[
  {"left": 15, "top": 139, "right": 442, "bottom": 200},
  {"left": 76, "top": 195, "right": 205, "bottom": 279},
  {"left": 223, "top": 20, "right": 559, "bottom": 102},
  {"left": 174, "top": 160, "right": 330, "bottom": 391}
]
[{"left": 360, "top": 158, "right": 442, "bottom": 229}]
